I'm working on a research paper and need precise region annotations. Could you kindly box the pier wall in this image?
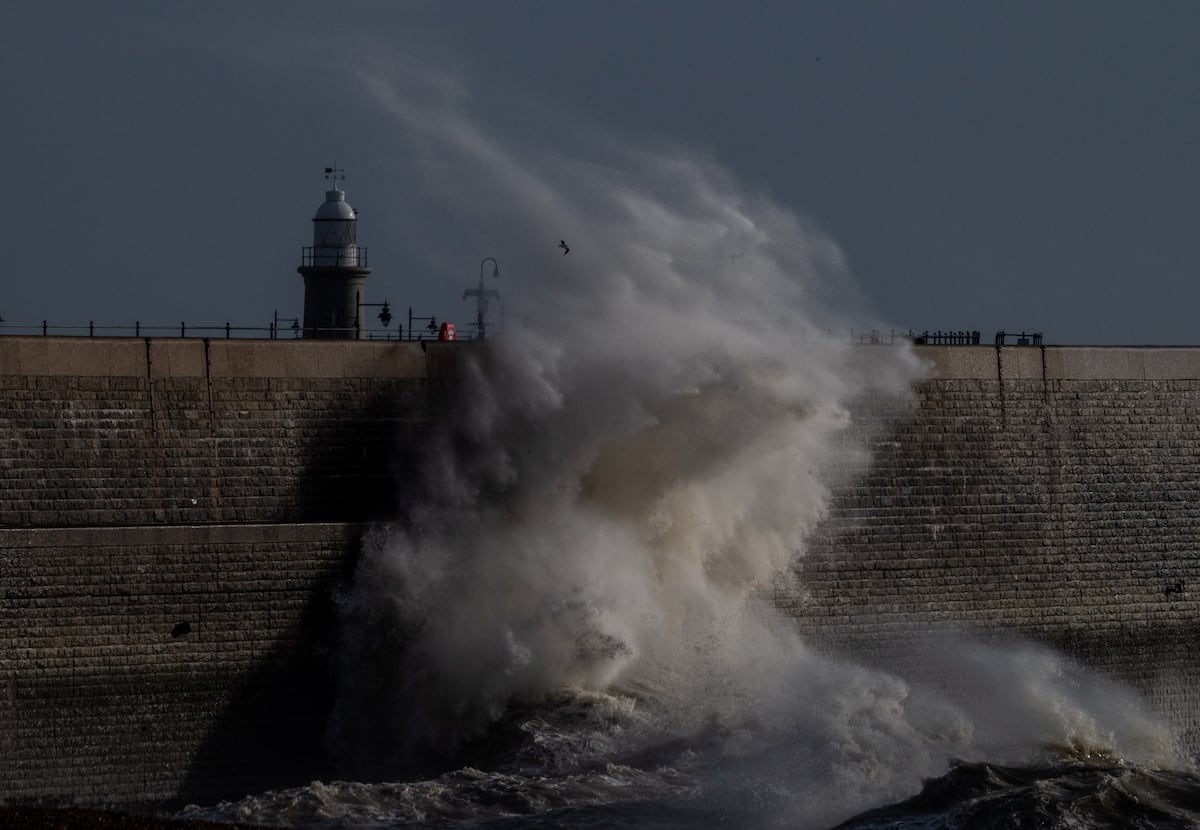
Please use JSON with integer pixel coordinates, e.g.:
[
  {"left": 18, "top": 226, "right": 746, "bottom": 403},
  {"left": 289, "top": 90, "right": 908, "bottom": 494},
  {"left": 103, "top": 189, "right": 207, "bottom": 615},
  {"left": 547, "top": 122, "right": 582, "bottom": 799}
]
[
  {"left": 785, "top": 345, "right": 1200, "bottom": 743},
  {"left": 3, "top": 338, "right": 1200, "bottom": 806},
  {"left": 0, "top": 337, "right": 461, "bottom": 807}
]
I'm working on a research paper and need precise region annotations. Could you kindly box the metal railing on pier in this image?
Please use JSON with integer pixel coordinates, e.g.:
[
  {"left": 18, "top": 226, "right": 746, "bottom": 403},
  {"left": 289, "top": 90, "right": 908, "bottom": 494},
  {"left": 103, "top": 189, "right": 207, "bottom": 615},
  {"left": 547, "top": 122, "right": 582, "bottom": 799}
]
[
  {"left": 850, "top": 329, "right": 905, "bottom": 345},
  {"left": 994, "top": 330, "right": 1043, "bottom": 346},
  {"left": 850, "top": 329, "right": 1046, "bottom": 346},
  {"left": 0, "top": 318, "right": 481, "bottom": 341},
  {"left": 912, "top": 330, "right": 982, "bottom": 345},
  {"left": 0, "top": 320, "right": 278, "bottom": 339},
  {"left": 850, "top": 329, "right": 983, "bottom": 346}
]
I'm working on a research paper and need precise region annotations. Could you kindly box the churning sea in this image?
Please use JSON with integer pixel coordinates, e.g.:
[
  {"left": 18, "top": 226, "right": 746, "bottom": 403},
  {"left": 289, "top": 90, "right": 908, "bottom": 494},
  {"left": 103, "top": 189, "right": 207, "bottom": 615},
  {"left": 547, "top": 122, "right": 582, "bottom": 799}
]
[
  {"left": 178, "top": 735, "right": 1200, "bottom": 829},
  {"left": 180, "top": 761, "right": 1200, "bottom": 829},
  {"left": 177, "top": 674, "right": 1200, "bottom": 830}
]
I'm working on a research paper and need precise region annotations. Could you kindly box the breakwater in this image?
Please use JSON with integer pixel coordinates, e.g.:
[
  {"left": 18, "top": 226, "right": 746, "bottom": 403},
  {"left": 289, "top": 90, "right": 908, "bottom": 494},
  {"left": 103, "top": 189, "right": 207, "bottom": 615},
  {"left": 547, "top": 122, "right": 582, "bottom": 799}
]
[
  {"left": 2, "top": 338, "right": 1199, "bottom": 807},
  {"left": 785, "top": 345, "right": 1200, "bottom": 745},
  {"left": 0, "top": 337, "right": 460, "bottom": 808}
]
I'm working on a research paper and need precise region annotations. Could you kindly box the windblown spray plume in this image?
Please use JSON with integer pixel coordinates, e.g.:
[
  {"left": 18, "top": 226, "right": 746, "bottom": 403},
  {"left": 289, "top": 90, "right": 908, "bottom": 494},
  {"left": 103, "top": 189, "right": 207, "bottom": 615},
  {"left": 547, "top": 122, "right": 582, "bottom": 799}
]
[{"left": 321, "top": 65, "right": 1182, "bottom": 827}]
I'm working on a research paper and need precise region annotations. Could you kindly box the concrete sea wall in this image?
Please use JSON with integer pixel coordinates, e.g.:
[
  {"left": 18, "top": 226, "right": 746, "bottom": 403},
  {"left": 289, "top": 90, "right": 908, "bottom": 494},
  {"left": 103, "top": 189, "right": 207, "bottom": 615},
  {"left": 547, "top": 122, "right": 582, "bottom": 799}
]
[
  {"left": 3, "top": 338, "right": 1200, "bottom": 806},
  {"left": 0, "top": 337, "right": 461, "bottom": 807},
  {"left": 2, "top": 523, "right": 357, "bottom": 806},
  {"left": 785, "top": 345, "right": 1200, "bottom": 744}
]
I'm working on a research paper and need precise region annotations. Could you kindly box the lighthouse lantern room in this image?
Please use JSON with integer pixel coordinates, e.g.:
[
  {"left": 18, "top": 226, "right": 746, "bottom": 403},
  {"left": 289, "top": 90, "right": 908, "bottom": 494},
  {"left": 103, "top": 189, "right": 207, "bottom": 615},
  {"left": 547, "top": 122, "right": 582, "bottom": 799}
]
[{"left": 297, "top": 166, "right": 372, "bottom": 338}]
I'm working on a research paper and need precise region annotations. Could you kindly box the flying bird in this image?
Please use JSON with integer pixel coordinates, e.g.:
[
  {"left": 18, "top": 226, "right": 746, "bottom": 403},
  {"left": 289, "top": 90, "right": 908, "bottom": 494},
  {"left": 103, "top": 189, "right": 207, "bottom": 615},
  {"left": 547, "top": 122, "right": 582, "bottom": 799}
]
[{"left": 559, "top": 240, "right": 570, "bottom": 256}]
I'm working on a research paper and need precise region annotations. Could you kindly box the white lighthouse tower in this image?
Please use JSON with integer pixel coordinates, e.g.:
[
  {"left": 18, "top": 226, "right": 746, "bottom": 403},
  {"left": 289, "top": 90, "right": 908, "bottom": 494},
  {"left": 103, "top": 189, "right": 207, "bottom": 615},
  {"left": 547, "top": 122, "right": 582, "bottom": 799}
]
[{"left": 297, "top": 166, "right": 372, "bottom": 338}]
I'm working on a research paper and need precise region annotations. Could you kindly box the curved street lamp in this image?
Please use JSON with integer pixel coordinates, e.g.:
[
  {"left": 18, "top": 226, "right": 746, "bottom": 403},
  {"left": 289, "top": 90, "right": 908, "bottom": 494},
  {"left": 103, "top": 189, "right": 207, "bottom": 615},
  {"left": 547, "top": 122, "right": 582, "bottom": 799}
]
[
  {"left": 354, "top": 298, "right": 393, "bottom": 339},
  {"left": 463, "top": 257, "right": 500, "bottom": 340}
]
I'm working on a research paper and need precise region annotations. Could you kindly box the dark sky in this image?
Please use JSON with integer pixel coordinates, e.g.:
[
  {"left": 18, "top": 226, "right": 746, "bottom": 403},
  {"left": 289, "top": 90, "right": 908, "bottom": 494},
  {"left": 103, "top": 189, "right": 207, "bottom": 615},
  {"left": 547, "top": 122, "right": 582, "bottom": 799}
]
[{"left": 5, "top": 1, "right": 1199, "bottom": 344}]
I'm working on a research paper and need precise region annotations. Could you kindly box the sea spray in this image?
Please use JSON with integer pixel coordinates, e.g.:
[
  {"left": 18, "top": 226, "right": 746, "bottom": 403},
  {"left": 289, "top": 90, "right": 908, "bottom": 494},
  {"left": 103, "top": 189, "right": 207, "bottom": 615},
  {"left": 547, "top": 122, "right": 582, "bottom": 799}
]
[
  {"left": 317, "top": 61, "right": 1184, "bottom": 827},
  {"left": 326, "top": 57, "right": 918, "bottom": 782}
]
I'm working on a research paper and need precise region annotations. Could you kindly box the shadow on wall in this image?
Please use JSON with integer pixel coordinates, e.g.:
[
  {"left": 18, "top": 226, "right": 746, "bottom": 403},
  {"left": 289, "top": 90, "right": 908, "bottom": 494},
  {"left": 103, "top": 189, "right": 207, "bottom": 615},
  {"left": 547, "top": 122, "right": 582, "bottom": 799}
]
[
  {"left": 172, "top": 542, "right": 351, "bottom": 807},
  {"left": 314, "top": 385, "right": 540, "bottom": 784},
  {"left": 175, "top": 383, "right": 456, "bottom": 806},
  {"left": 295, "top": 386, "right": 426, "bottom": 523}
]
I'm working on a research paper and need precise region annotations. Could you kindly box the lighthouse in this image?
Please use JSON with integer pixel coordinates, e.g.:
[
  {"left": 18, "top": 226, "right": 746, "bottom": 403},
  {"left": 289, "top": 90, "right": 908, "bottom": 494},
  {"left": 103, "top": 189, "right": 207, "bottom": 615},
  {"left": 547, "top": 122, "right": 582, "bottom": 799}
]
[{"left": 297, "top": 167, "right": 372, "bottom": 338}]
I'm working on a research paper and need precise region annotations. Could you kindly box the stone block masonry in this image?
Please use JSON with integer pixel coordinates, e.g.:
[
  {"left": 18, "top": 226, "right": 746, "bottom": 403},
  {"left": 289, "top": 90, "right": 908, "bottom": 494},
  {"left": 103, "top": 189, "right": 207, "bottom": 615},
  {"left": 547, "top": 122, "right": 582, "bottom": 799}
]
[
  {"left": 0, "top": 523, "right": 359, "bottom": 807},
  {"left": 6, "top": 338, "right": 1200, "bottom": 806},
  {"left": 0, "top": 337, "right": 464, "bottom": 807},
  {"left": 785, "top": 345, "right": 1200, "bottom": 745},
  {"left": 0, "top": 338, "right": 455, "bottom": 528}
]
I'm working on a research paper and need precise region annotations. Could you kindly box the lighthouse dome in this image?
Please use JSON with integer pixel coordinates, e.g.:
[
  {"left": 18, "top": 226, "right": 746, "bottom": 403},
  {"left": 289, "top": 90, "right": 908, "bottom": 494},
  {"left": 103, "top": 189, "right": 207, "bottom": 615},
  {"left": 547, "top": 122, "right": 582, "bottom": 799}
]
[{"left": 314, "top": 189, "right": 357, "bottom": 220}]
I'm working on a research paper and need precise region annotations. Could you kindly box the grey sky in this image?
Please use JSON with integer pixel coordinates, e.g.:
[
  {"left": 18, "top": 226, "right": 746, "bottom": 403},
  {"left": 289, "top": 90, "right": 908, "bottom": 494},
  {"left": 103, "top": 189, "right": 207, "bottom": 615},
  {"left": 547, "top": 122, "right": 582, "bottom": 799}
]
[{"left": 5, "top": 2, "right": 1198, "bottom": 344}]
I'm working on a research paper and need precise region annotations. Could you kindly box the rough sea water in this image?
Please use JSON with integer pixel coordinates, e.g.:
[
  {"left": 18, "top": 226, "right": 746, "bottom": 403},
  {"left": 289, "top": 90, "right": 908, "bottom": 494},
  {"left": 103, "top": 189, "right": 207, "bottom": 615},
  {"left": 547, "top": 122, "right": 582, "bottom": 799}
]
[{"left": 184, "top": 64, "right": 1200, "bottom": 828}]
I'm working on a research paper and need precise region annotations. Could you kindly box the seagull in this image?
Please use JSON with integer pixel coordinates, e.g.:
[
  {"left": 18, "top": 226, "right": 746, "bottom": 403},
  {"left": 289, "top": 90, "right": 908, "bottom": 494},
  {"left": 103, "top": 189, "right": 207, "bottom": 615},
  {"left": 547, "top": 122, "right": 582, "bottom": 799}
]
[{"left": 559, "top": 240, "right": 570, "bottom": 256}]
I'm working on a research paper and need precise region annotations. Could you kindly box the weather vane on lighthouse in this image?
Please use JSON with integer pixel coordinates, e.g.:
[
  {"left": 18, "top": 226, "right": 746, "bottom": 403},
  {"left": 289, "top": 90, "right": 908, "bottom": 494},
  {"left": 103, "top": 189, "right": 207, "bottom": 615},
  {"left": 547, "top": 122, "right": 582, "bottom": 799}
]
[{"left": 323, "top": 164, "right": 345, "bottom": 187}]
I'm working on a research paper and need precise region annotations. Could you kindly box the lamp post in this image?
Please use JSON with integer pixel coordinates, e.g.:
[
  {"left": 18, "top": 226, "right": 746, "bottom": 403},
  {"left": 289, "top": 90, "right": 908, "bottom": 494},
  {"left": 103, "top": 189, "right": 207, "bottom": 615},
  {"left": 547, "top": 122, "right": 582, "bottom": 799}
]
[
  {"left": 354, "top": 300, "right": 393, "bottom": 340},
  {"left": 463, "top": 257, "right": 500, "bottom": 340},
  {"left": 407, "top": 307, "right": 441, "bottom": 340},
  {"left": 273, "top": 310, "right": 301, "bottom": 339}
]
